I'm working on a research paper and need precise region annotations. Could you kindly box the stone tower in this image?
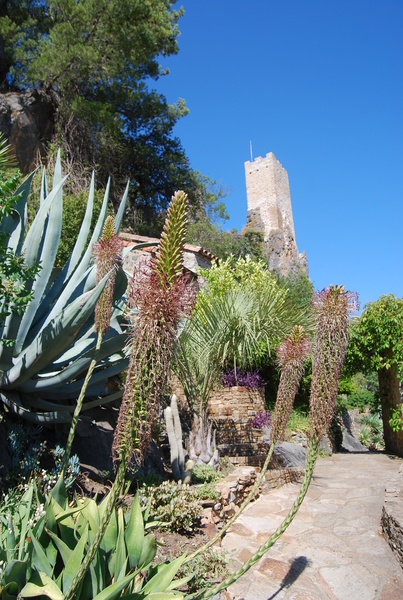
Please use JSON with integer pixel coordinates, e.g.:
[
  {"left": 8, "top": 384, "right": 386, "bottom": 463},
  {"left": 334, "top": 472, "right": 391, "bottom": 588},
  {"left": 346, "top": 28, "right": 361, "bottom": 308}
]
[{"left": 244, "top": 152, "right": 308, "bottom": 276}]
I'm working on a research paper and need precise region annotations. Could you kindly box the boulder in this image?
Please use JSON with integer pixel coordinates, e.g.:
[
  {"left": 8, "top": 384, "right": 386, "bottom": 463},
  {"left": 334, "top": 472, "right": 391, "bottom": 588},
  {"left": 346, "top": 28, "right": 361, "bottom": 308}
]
[{"left": 272, "top": 441, "right": 307, "bottom": 468}]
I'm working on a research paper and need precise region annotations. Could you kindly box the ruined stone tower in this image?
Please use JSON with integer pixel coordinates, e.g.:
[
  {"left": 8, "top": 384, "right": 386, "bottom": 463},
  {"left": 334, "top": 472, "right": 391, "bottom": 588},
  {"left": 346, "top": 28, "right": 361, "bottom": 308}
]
[{"left": 244, "top": 152, "right": 308, "bottom": 276}]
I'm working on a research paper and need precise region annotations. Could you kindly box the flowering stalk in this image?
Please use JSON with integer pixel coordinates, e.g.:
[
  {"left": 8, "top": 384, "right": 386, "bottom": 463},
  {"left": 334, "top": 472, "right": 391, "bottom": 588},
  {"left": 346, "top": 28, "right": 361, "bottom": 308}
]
[
  {"left": 61, "top": 215, "right": 122, "bottom": 475},
  {"left": 113, "top": 190, "right": 194, "bottom": 466},
  {"left": 66, "top": 192, "right": 193, "bottom": 600},
  {"left": 309, "top": 285, "right": 358, "bottom": 440},
  {"left": 187, "top": 286, "right": 355, "bottom": 598},
  {"left": 185, "top": 325, "right": 311, "bottom": 564}
]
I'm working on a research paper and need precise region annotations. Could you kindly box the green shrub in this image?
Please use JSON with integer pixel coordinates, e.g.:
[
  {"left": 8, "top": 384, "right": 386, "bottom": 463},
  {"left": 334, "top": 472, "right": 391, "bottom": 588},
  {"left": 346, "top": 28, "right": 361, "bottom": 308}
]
[
  {"left": 359, "top": 414, "right": 384, "bottom": 450},
  {"left": 177, "top": 547, "right": 230, "bottom": 593},
  {"left": 286, "top": 409, "right": 311, "bottom": 433},
  {"left": 195, "top": 483, "right": 221, "bottom": 502},
  {"left": 192, "top": 464, "right": 222, "bottom": 484},
  {"left": 138, "top": 480, "right": 201, "bottom": 533}
]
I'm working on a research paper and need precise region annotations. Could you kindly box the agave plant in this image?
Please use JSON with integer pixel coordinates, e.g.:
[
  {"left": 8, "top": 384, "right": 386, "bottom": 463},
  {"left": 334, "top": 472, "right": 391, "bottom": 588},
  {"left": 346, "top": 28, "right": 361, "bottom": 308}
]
[
  {"left": 0, "top": 478, "right": 187, "bottom": 599},
  {"left": 0, "top": 151, "right": 152, "bottom": 423}
]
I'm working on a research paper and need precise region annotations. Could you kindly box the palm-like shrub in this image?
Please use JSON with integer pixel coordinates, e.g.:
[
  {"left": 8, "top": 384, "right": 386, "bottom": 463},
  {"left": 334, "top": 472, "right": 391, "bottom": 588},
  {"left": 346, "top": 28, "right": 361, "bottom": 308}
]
[
  {"left": 174, "top": 281, "right": 312, "bottom": 421},
  {"left": 0, "top": 152, "right": 146, "bottom": 423}
]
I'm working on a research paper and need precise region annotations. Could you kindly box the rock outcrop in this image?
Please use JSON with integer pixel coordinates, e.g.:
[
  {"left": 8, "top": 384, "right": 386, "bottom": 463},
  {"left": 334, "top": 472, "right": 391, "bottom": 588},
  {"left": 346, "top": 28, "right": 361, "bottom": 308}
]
[{"left": 0, "top": 89, "right": 55, "bottom": 173}]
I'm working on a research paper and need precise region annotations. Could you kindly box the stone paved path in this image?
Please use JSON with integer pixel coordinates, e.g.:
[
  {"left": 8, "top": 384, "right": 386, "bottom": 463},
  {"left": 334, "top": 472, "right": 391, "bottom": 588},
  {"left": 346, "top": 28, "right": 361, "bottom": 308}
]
[{"left": 221, "top": 453, "right": 403, "bottom": 600}]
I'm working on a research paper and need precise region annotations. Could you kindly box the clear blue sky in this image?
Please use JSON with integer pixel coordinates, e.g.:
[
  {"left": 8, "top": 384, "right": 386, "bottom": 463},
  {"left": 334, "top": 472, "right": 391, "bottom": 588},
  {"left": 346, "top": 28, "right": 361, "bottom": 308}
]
[{"left": 155, "top": 0, "right": 403, "bottom": 312}]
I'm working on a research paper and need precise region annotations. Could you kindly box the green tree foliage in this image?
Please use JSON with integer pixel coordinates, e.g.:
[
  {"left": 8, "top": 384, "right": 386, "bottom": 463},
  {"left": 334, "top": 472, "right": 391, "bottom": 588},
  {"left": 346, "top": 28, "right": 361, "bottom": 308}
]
[
  {"left": 347, "top": 294, "right": 403, "bottom": 456},
  {"left": 0, "top": 0, "right": 202, "bottom": 230}
]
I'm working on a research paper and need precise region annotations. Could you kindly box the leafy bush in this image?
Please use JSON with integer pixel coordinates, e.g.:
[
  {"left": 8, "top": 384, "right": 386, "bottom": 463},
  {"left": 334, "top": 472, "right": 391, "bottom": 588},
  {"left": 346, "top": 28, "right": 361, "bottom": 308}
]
[
  {"left": 138, "top": 481, "right": 201, "bottom": 533},
  {"left": 359, "top": 414, "right": 384, "bottom": 450},
  {"left": 177, "top": 547, "right": 230, "bottom": 593},
  {"left": 191, "top": 464, "right": 222, "bottom": 484},
  {"left": 195, "top": 483, "right": 221, "bottom": 502},
  {"left": 286, "top": 409, "right": 311, "bottom": 433}
]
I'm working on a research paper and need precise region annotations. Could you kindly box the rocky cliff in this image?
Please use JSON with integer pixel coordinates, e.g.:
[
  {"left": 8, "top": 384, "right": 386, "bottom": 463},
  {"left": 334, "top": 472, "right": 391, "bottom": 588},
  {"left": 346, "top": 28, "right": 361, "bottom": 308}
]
[{"left": 0, "top": 89, "right": 55, "bottom": 173}]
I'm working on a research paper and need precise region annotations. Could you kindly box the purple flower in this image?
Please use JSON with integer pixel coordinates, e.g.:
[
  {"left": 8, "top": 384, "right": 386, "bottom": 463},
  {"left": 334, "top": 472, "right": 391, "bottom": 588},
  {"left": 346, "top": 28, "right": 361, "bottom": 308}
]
[
  {"left": 222, "top": 369, "right": 266, "bottom": 389},
  {"left": 252, "top": 410, "right": 272, "bottom": 429}
]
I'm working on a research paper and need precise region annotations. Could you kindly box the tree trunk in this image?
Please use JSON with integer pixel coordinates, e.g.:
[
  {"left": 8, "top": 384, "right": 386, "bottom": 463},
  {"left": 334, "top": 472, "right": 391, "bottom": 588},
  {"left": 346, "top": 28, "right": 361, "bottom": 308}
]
[{"left": 379, "top": 361, "right": 403, "bottom": 457}]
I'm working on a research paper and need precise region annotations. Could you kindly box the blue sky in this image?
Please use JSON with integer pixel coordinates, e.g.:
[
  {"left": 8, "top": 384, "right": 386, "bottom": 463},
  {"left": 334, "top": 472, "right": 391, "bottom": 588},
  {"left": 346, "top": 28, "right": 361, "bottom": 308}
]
[{"left": 155, "top": 0, "right": 402, "bottom": 312}]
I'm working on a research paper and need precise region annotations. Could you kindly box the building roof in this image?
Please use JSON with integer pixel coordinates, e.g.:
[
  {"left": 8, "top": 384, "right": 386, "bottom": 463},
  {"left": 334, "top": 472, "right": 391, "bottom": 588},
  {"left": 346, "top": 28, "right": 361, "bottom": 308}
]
[{"left": 119, "top": 232, "right": 219, "bottom": 266}]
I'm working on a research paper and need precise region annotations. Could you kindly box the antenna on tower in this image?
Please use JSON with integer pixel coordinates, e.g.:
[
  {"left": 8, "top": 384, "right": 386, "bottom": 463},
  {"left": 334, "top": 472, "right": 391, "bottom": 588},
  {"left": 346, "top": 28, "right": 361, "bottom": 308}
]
[{"left": 250, "top": 140, "right": 253, "bottom": 162}]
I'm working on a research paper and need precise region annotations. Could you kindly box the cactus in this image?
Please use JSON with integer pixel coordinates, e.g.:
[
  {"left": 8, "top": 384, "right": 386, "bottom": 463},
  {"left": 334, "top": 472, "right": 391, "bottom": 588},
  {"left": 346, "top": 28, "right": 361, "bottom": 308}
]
[
  {"left": 165, "top": 394, "right": 194, "bottom": 483},
  {"left": 0, "top": 151, "right": 152, "bottom": 423}
]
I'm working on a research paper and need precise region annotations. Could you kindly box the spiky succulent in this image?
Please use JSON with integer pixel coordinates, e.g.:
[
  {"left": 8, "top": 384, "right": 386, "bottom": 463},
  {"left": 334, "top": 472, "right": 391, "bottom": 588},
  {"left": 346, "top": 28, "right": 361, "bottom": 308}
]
[{"left": 0, "top": 152, "right": 140, "bottom": 423}]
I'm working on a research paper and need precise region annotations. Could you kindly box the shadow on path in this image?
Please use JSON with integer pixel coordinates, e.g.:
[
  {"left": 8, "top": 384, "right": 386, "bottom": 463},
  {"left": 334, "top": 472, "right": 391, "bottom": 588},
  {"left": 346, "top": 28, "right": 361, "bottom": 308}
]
[{"left": 267, "top": 556, "right": 310, "bottom": 599}]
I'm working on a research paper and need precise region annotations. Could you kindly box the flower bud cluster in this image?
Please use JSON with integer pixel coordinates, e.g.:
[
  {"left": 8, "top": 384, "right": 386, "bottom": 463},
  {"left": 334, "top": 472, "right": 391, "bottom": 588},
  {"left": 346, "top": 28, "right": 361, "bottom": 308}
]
[{"left": 92, "top": 216, "right": 123, "bottom": 334}]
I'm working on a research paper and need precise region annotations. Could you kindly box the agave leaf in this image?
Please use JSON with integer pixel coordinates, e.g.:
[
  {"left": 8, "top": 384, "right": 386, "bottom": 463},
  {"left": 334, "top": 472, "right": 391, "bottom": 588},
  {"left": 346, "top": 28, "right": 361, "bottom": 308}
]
[
  {"left": 15, "top": 176, "right": 65, "bottom": 354},
  {"left": 21, "top": 175, "right": 66, "bottom": 270},
  {"left": 66, "top": 172, "right": 95, "bottom": 279},
  {"left": 52, "top": 149, "right": 63, "bottom": 188},
  {"left": 61, "top": 524, "right": 88, "bottom": 593},
  {"left": 3, "top": 559, "right": 28, "bottom": 589},
  {"left": 4, "top": 272, "right": 111, "bottom": 387},
  {"left": 138, "top": 534, "right": 157, "bottom": 569},
  {"left": 30, "top": 531, "right": 53, "bottom": 577},
  {"left": 125, "top": 493, "right": 144, "bottom": 570},
  {"left": 20, "top": 333, "right": 128, "bottom": 392},
  {"left": 140, "top": 555, "right": 187, "bottom": 595},
  {"left": 20, "top": 571, "right": 64, "bottom": 600},
  {"left": 2, "top": 581, "right": 21, "bottom": 600},
  {"left": 17, "top": 482, "right": 34, "bottom": 560},
  {"left": 37, "top": 358, "right": 129, "bottom": 399},
  {"left": 40, "top": 167, "right": 47, "bottom": 205},
  {"left": 6, "top": 516, "right": 16, "bottom": 563},
  {"left": 78, "top": 497, "right": 100, "bottom": 532},
  {"left": 0, "top": 172, "right": 34, "bottom": 254},
  {"left": 44, "top": 528, "right": 72, "bottom": 567},
  {"left": 91, "top": 570, "right": 139, "bottom": 600},
  {"left": 49, "top": 475, "right": 68, "bottom": 508},
  {"left": 112, "top": 508, "right": 126, "bottom": 581},
  {"left": 21, "top": 389, "right": 124, "bottom": 415},
  {"left": 100, "top": 506, "right": 117, "bottom": 555}
]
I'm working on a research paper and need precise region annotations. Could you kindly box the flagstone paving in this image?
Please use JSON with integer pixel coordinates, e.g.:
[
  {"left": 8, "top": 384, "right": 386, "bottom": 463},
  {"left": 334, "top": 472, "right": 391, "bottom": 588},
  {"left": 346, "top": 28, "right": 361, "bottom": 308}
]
[{"left": 221, "top": 452, "right": 403, "bottom": 599}]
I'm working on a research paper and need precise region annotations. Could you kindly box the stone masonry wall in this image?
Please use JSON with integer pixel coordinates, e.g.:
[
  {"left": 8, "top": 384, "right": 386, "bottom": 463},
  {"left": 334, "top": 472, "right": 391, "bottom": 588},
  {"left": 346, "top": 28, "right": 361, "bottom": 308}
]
[{"left": 207, "top": 386, "right": 268, "bottom": 466}]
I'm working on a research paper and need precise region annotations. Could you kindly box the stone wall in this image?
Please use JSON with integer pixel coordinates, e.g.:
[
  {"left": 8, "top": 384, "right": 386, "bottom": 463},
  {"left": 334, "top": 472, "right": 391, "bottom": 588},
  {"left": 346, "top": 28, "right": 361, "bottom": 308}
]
[{"left": 207, "top": 386, "right": 268, "bottom": 466}]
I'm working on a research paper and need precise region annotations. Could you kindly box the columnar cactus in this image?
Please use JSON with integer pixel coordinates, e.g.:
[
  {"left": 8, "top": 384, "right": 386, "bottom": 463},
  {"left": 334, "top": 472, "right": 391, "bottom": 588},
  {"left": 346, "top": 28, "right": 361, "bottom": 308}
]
[{"left": 164, "top": 394, "right": 193, "bottom": 483}]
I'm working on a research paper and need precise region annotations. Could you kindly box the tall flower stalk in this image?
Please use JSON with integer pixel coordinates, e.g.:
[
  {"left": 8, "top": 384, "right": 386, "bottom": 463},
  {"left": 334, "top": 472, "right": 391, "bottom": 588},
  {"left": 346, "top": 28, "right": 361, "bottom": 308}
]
[
  {"left": 186, "top": 325, "right": 312, "bottom": 564},
  {"left": 61, "top": 215, "right": 122, "bottom": 475},
  {"left": 309, "top": 285, "right": 359, "bottom": 439},
  {"left": 188, "top": 286, "right": 355, "bottom": 600},
  {"left": 65, "top": 191, "right": 193, "bottom": 600}
]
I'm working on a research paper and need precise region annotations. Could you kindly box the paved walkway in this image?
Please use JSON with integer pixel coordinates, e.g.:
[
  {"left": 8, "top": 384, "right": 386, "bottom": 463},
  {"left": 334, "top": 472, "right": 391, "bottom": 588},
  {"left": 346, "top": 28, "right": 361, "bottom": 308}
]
[{"left": 222, "top": 453, "right": 403, "bottom": 600}]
